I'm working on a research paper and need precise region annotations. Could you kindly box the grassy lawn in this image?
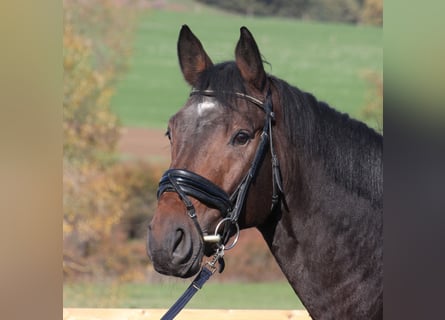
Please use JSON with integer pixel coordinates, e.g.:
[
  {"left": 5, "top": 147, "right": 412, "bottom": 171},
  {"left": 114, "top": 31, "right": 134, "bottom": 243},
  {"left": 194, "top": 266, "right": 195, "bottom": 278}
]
[
  {"left": 64, "top": 281, "right": 304, "bottom": 309},
  {"left": 111, "top": 4, "right": 382, "bottom": 129}
]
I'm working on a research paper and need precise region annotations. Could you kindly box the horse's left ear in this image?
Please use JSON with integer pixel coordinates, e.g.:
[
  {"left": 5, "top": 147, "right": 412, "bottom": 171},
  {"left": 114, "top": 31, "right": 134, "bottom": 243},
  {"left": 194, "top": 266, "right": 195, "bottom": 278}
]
[{"left": 235, "top": 27, "right": 266, "bottom": 91}]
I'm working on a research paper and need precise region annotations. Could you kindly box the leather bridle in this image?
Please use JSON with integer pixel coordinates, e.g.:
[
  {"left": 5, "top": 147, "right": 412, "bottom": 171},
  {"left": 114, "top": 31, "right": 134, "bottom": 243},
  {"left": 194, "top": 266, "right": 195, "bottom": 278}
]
[{"left": 157, "top": 87, "right": 283, "bottom": 249}]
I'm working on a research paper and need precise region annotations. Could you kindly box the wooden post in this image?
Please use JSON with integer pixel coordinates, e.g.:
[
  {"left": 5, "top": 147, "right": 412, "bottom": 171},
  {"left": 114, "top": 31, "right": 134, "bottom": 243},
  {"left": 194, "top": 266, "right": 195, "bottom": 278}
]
[{"left": 63, "top": 308, "right": 312, "bottom": 320}]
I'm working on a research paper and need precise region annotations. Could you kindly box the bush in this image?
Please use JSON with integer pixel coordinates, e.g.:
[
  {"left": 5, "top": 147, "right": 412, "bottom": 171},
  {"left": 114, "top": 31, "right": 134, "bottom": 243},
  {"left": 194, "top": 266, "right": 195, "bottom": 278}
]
[
  {"left": 305, "top": 0, "right": 361, "bottom": 24},
  {"left": 63, "top": 0, "right": 146, "bottom": 280},
  {"left": 110, "top": 162, "right": 161, "bottom": 240},
  {"left": 63, "top": 22, "right": 120, "bottom": 166},
  {"left": 196, "top": 0, "right": 383, "bottom": 25},
  {"left": 63, "top": 161, "right": 162, "bottom": 280},
  {"left": 360, "top": 0, "right": 383, "bottom": 26}
]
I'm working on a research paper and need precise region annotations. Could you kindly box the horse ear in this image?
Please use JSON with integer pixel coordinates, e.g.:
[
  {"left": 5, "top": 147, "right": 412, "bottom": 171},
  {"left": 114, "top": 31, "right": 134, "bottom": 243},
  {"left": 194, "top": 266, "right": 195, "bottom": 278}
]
[
  {"left": 235, "top": 26, "right": 266, "bottom": 91},
  {"left": 177, "top": 25, "right": 213, "bottom": 86}
]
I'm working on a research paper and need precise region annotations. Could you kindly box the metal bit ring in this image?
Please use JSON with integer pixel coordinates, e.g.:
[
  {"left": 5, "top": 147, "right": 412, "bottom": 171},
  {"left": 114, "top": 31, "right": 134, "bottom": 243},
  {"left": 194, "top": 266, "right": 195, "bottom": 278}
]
[{"left": 214, "top": 217, "right": 240, "bottom": 250}]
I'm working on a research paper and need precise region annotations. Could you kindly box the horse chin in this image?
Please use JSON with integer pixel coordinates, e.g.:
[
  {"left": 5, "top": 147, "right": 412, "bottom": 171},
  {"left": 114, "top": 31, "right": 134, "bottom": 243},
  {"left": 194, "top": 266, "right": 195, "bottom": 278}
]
[
  {"left": 150, "top": 246, "right": 204, "bottom": 279},
  {"left": 175, "top": 253, "right": 203, "bottom": 278}
]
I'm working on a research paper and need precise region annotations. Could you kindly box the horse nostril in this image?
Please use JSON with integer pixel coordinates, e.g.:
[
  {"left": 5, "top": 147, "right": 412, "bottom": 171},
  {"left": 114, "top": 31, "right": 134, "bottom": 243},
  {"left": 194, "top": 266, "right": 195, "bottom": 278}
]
[
  {"left": 171, "top": 228, "right": 193, "bottom": 264},
  {"left": 173, "top": 228, "right": 185, "bottom": 253}
]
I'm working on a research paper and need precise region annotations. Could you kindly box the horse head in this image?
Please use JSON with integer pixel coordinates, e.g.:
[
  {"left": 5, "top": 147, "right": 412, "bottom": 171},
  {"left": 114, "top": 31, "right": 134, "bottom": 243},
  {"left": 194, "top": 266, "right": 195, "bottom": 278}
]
[{"left": 147, "top": 25, "right": 280, "bottom": 278}]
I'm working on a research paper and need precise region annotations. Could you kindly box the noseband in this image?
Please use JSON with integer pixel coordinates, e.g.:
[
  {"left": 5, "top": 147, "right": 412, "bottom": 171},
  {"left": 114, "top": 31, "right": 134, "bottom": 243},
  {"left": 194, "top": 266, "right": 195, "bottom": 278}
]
[{"left": 157, "top": 88, "right": 283, "bottom": 248}]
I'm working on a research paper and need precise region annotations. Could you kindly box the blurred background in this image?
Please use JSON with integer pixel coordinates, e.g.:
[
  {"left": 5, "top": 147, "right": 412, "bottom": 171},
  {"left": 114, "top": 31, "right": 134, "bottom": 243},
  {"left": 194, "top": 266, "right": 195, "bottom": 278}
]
[{"left": 63, "top": 0, "right": 382, "bottom": 310}]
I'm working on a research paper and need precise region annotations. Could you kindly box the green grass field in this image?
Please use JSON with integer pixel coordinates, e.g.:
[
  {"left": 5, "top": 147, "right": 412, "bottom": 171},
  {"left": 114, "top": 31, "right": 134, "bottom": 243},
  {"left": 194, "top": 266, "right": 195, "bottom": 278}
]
[
  {"left": 111, "top": 4, "right": 382, "bottom": 129},
  {"left": 64, "top": 281, "right": 304, "bottom": 309}
]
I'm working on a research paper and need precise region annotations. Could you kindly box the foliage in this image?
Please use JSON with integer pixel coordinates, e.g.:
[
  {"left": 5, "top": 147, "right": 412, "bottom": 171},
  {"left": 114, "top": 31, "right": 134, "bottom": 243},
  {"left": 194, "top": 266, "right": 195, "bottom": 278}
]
[
  {"left": 65, "top": 0, "right": 139, "bottom": 74},
  {"left": 63, "top": 0, "right": 141, "bottom": 165},
  {"left": 360, "top": 0, "right": 383, "bottom": 25},
  {"left": 63, "top": 161, "right": 161, "bottom": 280},
  {"left": 110, "top": 162, "right": 161, "bottom": 241},
  {"left": 195, "top": 0, "right": 382, "bottom": 25},
  {"left": 305, "top": 0, "right": 361, "bottom": 24},
  {"left": 63, "top": 22, "right": 120, "bottom": 166},
  {"left": 196, "top": 0, "right": 310, "bottom": 18},
  {"left": 63, "top": 0, "right": 148, "bottom": 280}
]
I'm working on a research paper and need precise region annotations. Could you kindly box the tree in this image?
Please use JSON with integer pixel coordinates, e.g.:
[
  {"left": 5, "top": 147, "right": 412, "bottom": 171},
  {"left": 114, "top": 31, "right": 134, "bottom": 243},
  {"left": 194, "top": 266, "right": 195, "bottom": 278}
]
[
  {"left": 305, "top": 0, "right": 361, "bottom": 23},
  {"left": 197, "top": 0, "right": 310, "bottom": 18},
  {"left": 196, "top": 0, "right": 379, "bottom": 23},
  {"left": 360, "top": 0, "right": 383, "bottom": 26},
  {"left": 63, "top": 0, "right": 141, "bottom": 279}
]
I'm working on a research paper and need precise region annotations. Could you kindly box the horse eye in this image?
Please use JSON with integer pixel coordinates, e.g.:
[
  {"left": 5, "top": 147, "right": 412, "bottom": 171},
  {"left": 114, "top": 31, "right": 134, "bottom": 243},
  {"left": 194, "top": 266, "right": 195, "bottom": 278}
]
[
  {"left": 165, "top": 129, "right": 172, "bottom": 141},
  {"left": 232, "top": 131, "right": 251, "bottom": 146}
]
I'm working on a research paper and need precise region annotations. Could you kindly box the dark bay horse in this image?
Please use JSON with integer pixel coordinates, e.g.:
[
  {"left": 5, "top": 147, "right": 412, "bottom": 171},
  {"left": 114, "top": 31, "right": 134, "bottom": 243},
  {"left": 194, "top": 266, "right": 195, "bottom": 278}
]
[{"left": 147, "top": 25, "right": 382, "bottom": 319}]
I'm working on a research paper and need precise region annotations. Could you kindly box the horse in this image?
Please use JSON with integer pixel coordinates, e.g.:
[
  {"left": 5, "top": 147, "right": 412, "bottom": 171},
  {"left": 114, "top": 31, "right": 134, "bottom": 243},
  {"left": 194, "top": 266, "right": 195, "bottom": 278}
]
[{"left": 147, "top": 25, "right": 382, "bottom": 319}]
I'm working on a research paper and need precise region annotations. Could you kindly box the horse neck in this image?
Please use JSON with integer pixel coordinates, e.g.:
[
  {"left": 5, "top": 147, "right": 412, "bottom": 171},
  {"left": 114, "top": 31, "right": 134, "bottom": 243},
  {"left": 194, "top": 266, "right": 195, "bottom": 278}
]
[{"left": 258, "top": 94, "right": 383, "bottom": 319}]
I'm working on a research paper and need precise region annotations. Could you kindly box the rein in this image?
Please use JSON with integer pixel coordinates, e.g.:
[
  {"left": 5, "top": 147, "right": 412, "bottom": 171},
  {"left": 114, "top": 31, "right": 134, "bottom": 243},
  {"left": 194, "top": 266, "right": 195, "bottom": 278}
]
[{"left": 158, "top": 88, "right": 283, "bottom": 320}]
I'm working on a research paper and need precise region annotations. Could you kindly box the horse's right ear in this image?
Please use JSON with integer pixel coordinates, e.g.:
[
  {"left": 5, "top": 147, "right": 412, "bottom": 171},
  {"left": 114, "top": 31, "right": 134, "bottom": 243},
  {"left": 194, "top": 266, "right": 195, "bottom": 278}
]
[{"left": 177, "top": 25, "right": 213, "bottom": 86}]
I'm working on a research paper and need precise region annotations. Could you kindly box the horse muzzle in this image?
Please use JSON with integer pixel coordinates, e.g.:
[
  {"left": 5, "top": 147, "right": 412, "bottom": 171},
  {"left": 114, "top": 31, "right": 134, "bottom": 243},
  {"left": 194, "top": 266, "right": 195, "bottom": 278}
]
[{"left": 147, "top": 209, "right": 204, "bottom": 278}]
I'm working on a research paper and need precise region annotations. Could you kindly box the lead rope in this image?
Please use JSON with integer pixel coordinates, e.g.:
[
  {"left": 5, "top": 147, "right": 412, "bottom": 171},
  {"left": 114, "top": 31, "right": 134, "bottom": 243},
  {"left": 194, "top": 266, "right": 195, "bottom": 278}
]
[{"left": 160, "top": 246, "right": 225, "bottom": 320}]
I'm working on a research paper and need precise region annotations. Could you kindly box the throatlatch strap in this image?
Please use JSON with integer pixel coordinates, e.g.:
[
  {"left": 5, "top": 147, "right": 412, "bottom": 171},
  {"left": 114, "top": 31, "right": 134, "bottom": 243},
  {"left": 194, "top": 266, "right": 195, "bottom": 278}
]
[{"left": 161, "top": 267, "right": 213, "bottom": 320}]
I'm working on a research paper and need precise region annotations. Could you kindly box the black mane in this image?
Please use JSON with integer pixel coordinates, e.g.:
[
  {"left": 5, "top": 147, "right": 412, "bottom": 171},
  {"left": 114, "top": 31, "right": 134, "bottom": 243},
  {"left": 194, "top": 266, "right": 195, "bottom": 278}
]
[
  {"left": 270, "top": 76, "right": 383, "bottom": 207},
  {"left": 195, "top": 61, "right": 383, "bottom": 207}
]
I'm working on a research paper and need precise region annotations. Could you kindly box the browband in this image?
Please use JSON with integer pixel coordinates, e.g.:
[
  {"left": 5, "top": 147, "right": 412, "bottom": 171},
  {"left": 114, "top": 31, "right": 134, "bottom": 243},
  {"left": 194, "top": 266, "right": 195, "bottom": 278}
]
[{"left": 190, "top": 89, "right": 265, "bottom": 111}]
